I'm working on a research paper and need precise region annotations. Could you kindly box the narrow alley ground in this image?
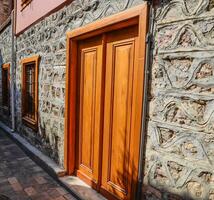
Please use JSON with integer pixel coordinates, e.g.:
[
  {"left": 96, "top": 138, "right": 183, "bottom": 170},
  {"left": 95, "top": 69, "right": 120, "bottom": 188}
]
[{"left": 0, "top": 128, "right": 77, "bottom": 200}]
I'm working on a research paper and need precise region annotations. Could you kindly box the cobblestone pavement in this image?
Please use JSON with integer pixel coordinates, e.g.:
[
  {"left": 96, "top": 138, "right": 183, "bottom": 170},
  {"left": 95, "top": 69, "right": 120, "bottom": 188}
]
[{"left": 0, "top": 129, "right": 77, "bottom": 200}]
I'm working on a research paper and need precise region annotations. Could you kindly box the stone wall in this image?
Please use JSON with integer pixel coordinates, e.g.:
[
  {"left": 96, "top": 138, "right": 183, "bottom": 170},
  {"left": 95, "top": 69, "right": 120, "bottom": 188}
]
[
  {"left": 1, "top": 0, "right": 214, "bottom": 199},
  {"left": 0, "top": 23, "right": 12, "bottom": 126},
  {"left": 15, "top": 0, "right": 145, "bottom": 166},
  {"left": 143, "top": 0, "right": 214, "bottom": 199}
]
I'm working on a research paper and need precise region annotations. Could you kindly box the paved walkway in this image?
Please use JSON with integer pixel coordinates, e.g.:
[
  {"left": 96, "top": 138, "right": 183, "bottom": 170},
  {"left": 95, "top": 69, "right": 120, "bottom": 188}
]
[{"left": 0, "top": 129, "right": 76, "bottom": 200}]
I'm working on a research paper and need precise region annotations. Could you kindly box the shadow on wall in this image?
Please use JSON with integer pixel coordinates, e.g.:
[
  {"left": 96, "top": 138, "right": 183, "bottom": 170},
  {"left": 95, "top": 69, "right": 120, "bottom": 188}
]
[
  {"left": 0, "top": 50, "right": 3, "bottom": 66},
  {"left": 15, "top": 86, "right": 61, "bottom": 165},
  {"left": 111, "top": 149, "right": 195, "bottom": 200},
  {"left": 61, "top": 148, "right": 197, "bottom": 200},
  {"left": 0, "top": 50, "right": 12, "bottom": 125},
  {"left": 142, "top": 185, "right": 197, "bottom": 200},
  {"left": 13, "top": 64, "right": 62, "bottom": 166},
  {"left": 38, "top": 113, "right": 60, "bottom": 164}
]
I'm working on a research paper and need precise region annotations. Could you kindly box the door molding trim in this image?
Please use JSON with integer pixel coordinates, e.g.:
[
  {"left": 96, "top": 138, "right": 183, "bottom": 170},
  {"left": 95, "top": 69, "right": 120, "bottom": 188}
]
[{"left": 64, "top": 2, "right": 148, "bottom": 175}]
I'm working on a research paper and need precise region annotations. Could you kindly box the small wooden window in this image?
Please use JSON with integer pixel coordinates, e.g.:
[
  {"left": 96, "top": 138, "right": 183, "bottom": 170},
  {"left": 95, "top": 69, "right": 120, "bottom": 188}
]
[
  {"left": 21, "top": 56, "right": 39, "bottom": 130},
  {"left": 21, "top": 0, "right": 32, "bottom": 11},
  {"left": 2, "top": 63, "right": 10, "bottom": 113}
]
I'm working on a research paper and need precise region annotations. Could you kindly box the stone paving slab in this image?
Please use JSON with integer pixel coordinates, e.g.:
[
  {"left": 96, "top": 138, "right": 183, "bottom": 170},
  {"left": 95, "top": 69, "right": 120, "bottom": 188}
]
[{"left": 0, "top": 129, "right": 77, "bottom": 200}]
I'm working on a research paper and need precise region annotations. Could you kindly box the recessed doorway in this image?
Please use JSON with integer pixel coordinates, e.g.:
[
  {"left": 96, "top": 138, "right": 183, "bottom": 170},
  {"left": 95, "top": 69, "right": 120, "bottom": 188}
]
[{"left": 65, "top": 4, "right": 148, "bottom": 200}]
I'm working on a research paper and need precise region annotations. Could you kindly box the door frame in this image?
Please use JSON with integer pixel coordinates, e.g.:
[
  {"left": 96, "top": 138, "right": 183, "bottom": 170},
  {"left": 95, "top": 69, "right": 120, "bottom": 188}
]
[
  {"left": 2, "top": 63, "right": 10, "bottom": 113},
  {"left": 64, "top": 2, "right": 148, "bottom": 177}
]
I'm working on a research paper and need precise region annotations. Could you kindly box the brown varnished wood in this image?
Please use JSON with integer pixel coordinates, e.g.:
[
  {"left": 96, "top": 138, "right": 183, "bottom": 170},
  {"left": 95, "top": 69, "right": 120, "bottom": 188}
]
[
  {"left": 97, "top": 33, "right": 107, "bottom": 190},
  {"left": 130, "top": 5, "right": 149, "bottom": 198},
  {"left": 21, "top": 55, "right": 40, "bottom": 130},
  {"left": 67, "top": 5, "right": 146, "bottom": 40},
  {"left": 2, "top": 63, "right": 10, "bottom": 70},
  {"left": 64, "top": 38, "right": 78, "bottom": 174},
  {"left": 70, "top": 18, "right": 138, "bottom": 42},
  {"left": 76, "top": 36, "right": 103, "bottom": 189},
  {"left": 65, "top": 3, "right": 149, "bottom": 200},
  {"left": 101, "top": 26, "right": 139, "bottom": 200}
]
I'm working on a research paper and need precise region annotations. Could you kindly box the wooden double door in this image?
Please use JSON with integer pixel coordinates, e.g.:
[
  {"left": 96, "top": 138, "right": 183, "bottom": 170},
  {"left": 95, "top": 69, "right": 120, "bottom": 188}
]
[{"left": 75, "top": 25, "right": 143, "bottom": 200}]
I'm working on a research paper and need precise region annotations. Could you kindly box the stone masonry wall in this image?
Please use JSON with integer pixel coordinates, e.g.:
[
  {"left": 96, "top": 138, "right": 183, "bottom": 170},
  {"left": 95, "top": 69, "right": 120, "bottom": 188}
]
[
  {"left": 3, "top": 0, "right": 214, "bottom": 199},
  {"left": 15, "top": 0, "right": 145, "bottom": 167},
  {"left": 143, "top": 0, "right": 214, "bottom": 199},
  {"left": 0, "top": 24, "right": 12, "bottom": 126}
]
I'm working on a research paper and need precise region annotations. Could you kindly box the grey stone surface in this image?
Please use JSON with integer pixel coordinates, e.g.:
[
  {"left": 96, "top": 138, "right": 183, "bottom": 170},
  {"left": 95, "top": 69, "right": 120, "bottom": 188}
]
[
  {"left": 0, "top": 24, "right": 12, "bottom": 126},
  {"left": 143, "top": 0, "right": 214, "bottom": 199},
  {"left": 14, "top": 0, "right": 144, "bottom": 167},
  {"left": 1, "top": 0, "right": 214, "bottom": 199}
]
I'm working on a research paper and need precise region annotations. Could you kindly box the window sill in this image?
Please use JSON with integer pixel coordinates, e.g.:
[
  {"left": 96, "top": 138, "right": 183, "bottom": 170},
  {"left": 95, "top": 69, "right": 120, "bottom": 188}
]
[{"left": 22, "top": 115, "right": 37, "bottom": 131}]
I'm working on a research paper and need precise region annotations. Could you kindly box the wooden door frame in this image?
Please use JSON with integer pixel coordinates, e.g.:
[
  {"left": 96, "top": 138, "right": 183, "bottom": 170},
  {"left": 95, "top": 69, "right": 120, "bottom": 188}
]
[
  {"left": 21, "top": 55, "right": 40, "bottom": 130},
  {"left": 64, "top": 2, "right": 148, "bottom": 176},
  {"left": 2, "top": 63, "right": 10, "bottom": 112}
]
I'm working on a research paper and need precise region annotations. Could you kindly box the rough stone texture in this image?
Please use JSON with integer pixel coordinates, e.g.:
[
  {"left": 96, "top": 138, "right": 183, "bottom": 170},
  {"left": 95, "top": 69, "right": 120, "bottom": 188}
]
[
  {"left": 2, "top": 0, "right": 214, "bottom": 199},
  {"left": 143, "top": 0, "right": 214, "bottom": 199},
  {"left": 0, "top": 24, "right": 12, "bottom": 126},
  {"left": 15, "top": 0, "right": 145, "bottom": 167}
]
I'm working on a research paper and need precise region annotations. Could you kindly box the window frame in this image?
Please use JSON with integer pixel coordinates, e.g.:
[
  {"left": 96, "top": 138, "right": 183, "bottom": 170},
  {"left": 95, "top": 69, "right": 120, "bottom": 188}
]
[
  {"left": 1, "top": 63, "right": 10, "bottom": 113},
  {"left": 21, "top": 55, "right": 39, "bottom": 130}
]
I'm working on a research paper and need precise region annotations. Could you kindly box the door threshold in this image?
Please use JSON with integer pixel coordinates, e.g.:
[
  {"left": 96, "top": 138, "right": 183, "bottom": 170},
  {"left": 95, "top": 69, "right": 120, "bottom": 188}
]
[{"left": 59, "top": 176, "right": 107, "bottom": 200}]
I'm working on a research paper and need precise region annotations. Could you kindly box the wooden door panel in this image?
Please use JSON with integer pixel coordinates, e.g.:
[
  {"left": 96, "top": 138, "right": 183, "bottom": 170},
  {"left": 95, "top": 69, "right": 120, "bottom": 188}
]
[
  {"left": 81, "top": 50, "right": 96, "bottom": 170},
  {"left": 107, "top": 41, "right": 134, "bottom": 191},
  {"left": 76, "top": 26, "right": 142, "bottom": 200},
  {"left": 101, "top": 26, "right": 139, "bottom": 200},
  {"left": 77, "top": 36, "right": 103, "bottom": 187}
]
